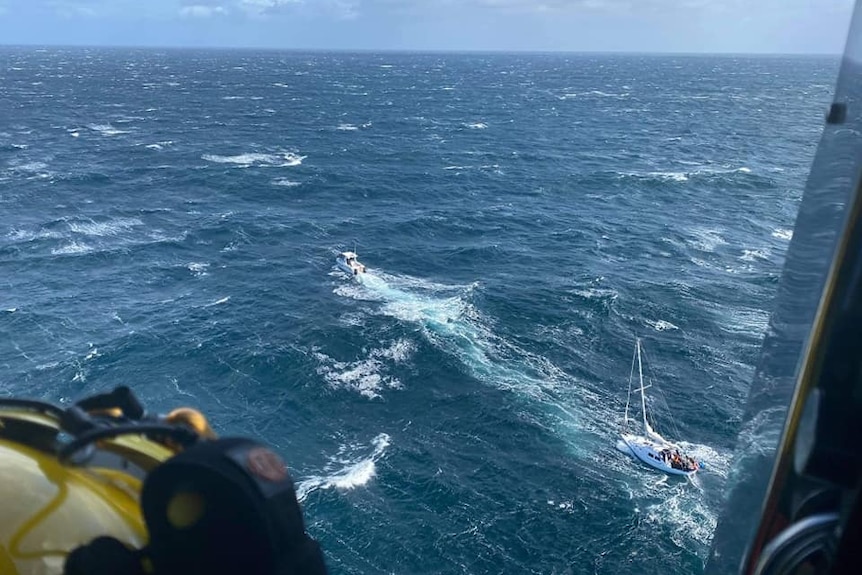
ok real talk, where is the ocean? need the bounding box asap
[0,48,838,574]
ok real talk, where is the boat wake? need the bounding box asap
[333,266,730,551]
[344,271,569,402]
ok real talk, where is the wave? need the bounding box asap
[51,241,93,255]
[559,90,630,100]
[296,433,391,501]
[67,217,143,237]
[88,124,129,136]
[337,123,359,131]
[202,151,305,167]
[618,165,752,183]
[336,271,565,402]
[740,248,770,262]
[573,287,619,302]
[9,161,52,179]
[314,339,414,399]
[686,227,727,253]
[143,140,173,151]
[187,262,209,276]
[721,307,770,337]
[464,122,488,129]
[442,164,501,173]
[646,319,678,332]
[272,178,301,187]
[771,228,793,241]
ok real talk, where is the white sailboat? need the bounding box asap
[617,338,700,477]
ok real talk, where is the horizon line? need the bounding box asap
[0,42,843,58]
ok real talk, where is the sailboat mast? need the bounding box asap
[623,344,637,431]
[637,338,648,434]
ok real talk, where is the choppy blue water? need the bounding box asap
[0,48,837,574]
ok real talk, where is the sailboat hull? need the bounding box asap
[620,434,697,477]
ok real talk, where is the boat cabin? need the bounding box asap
[337,251,366,275]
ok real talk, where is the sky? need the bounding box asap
[0,0,855,54]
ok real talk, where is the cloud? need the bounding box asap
[50,1,99,17]
[180,4,227,17]
[238,0,300,15]
[328,0,359,19]
[236,0,358,19]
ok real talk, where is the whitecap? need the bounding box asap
[7,227,64,242]
[11,161,51,178]
[202,151,305,168]
[740,248,770,262]
[772,228,793,241]
[51,241,93,255]
[646,319,679,332]
[188,262,209,276]
[588,90,629,97]
[337,123,359,131]
[651,171,688,182]
[618,170,688,182]
[374,339,415,363]
[272,178,301,187]
[313,340,413,399]
[716,306,770,337]
[687,227,727,253]
[296,433,390,501]
[68,217,143,237]
[144,141,173,151]
[573,287,619,301]
[464,122,488,129]
[315,356,393,399]
[88,124,129,136]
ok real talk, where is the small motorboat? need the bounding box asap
[336,251,367,276]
